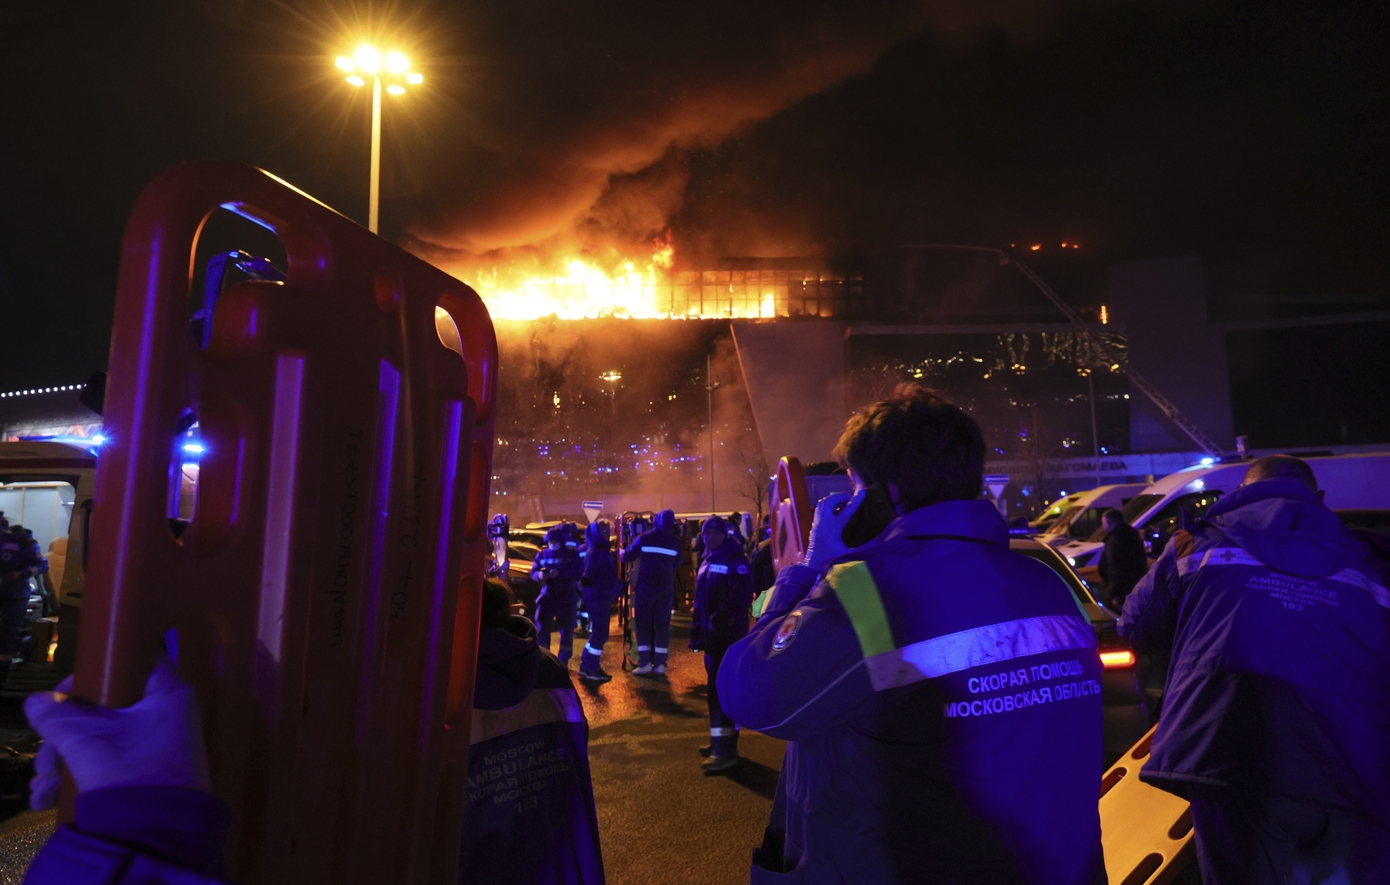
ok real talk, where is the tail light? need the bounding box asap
[1100,649,1136,669]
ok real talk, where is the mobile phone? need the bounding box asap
[840,484,897,548]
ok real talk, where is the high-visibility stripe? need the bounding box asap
[825,561,895,658]
[1328,568,1390,610]
[642,546,679,556]
[707,563,729,574]
[863,614,1095,692]
[1178,547,1262,576]
[637,645,652,651]
[470,687,584,745]
[654,647,668,653]
[1177,549,1390,611]
[710,727,737,736]
[584,643,603,655]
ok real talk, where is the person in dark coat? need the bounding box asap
[1097,508,1149,612]
[1120,455,1390,883]
[578,520,621,683]
[530,528,584,665]
[462,579,605,885]
[621,510,682,675]
[0,518,46,686]
[719,385,1105,884]
[689,517,755,772]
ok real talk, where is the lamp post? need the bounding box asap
[335,47,423,234]
[706,354,722,513]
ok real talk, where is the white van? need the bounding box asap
[0,441,98,673]
[1032,484,1149,549]
[1059,452,1390,569]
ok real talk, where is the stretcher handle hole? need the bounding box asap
[434,306,464,359]
[1099,766,1127,798]
[1119,853,1163,885]
[1168,807,1193,840]
[167,411,202,540]
[1132,732,1153,760]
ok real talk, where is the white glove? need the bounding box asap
[26,656,211,810]
[801,489,869,571]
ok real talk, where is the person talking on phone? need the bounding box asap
[718,385,1105,885]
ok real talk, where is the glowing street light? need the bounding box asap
[334,46,423,234]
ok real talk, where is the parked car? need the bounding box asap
[1010,538,1150,764]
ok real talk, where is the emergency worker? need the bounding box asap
[1119,455,1390,882]
[718,385,1105,884]
[529,528,584,665]
[690,516,754,772]
[462,579,605,884]
[0,519,46,685]
[1098,509,1148,612]
[578,520,621,683]
[621,509,682,675]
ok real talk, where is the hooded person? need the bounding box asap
[462,579,605,884]
[1120,455,1390,884]
[578,520,621,683]
[530,527,585,665]
[621,510,682,675]
[690,517,755,772]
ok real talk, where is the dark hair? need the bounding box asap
[834,384,985,512]
[1101,508,1123,525]
[480,578,515,630]
[1244,455,1317,492]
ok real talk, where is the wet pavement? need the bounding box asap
[559,612,786,885]
[0,620,777,884]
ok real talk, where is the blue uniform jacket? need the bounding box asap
[621,529,682,595]
[1119,480,1390,824]
[581,538,621,613]
[719,500,1105,885]
[690,538,753,652]
[464,616,605,884]
[530,547,584,607]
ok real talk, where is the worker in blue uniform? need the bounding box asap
[529,528,584,665]
[1120,455,1390,883]
[578,520,621,683]
[690,516,755,772]
[622,509,682,675]
[719,385,1106,884]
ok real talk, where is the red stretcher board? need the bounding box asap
[770,456,812,575]
[73,161,498,885]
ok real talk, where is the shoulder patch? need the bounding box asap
[772,610,804,651]
[737,564,748,574]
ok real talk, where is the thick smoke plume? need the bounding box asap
[402,0,1061,281]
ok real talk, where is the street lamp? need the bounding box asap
[599,371,622,414]
[335,46,424,234]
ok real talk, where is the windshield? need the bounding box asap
[1138,491,1224,556]
[1119,493,1162,524]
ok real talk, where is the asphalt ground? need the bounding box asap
[564,611,783,885]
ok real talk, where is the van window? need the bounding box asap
[1140,492,1224,556]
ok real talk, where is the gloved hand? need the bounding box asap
[26,656,211,810]
[801,488,869,571]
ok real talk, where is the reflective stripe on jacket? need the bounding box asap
[621,529,683,594]
[1120,479,1390,823]
[719,499,1105,885]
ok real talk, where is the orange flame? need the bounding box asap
[456,237,805,321]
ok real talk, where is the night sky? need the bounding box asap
[3,0,1387,391]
